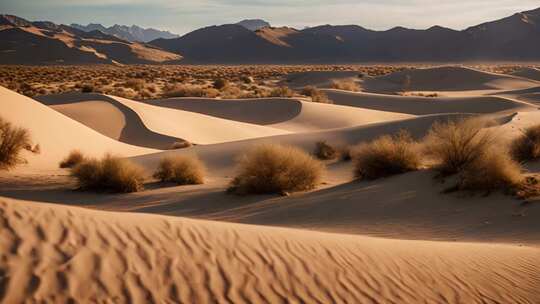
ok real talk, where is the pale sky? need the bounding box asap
[2,0,539,35]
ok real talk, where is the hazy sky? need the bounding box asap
[3,0,539,34]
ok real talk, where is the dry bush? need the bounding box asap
[228,144,324,195]
[163,84,218,98]
[457,150,523,193]
[510,124,540,162]
[301,86,331,103]
[153,155,205,185]
[331,79,359,92]
[220,86,243,99]
[314,141,337,160]
[71,154,145,193]
[59,150,85,168]
[170,141,192,150]
[353,131,420,180]
[124,78,145,91]
[269,86,294,98]
[213,78,229,89]
[424,119,495,176]
[0,116,32,170]
[81,84,94,93]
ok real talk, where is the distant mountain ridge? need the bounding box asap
[0,14,182,64]
[70,23,179,42]
[151,7,540,63]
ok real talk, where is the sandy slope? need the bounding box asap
[0,87,154,172]
[284,71,360,89]
[323,89,532,115]
[362,66,539,93]
[37,93,289,146]
[146,97,412,132]
[1,198,538,303]
[511,67,540,81]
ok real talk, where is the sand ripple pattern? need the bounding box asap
[0,199,539,303]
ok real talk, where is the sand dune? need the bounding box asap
[131,113,472,175]
[0,87,154,172]
[37,93,289,146]
[511,67,540,81]
[146,97,412,132]
[323,89,532,115]
[362,66,539,93]
[284,71,360,89]
[36,93,185,149]
[1,198,538,303]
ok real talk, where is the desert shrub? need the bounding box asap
[59,150,85,168]
[228,144,324,195]
[220,86,243,99]
[241,76,254,84]
[153,156,205,185]
[424,119,495,176]
[125,78,145,91]
[301,86,331,103]
[510,124,540,162]
[81,84,94,93]
[331,80,359,92]
[314,141,337,160]
[213,78,229,90]
[71,154,145,193]
[353,131,420,180]
[170,141,192,150]
[269,86,294,98]
[163,84,218,98]
[0,117,33,170]
[457,150,523,193]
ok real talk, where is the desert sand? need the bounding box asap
[1,66,540,303]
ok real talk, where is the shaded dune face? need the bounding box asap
[35,93,185,150]
[0,199,539,303]
[144,98,303,125]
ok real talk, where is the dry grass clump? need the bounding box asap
[269,86,294,98]
[301,86,331,103]
[213,78,229,89]
[71,154,145,193]
[59,150,85,168]
[424,119,495,176]
[457,151,523,194]
[0,116,33,170]
[510,124,540,162]
[153,155,205,185]
[314,141,337,160]
[163,84,218,98]
[331,79,359,92]
[353,131,420,180]
[228,144,324,195]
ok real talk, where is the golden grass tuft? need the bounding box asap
[314,141,337,160]
[353,130,420,180]
[153,155,205,185]
[331,79,359,92]
[0,116,33,170]
[424,118,495,176]
[59,150,85,169]
[71,154,145,193]
[510,124,540,162]
[228,144,324,195]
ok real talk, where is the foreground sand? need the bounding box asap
[2,65,540,302]
[1,198,539,303]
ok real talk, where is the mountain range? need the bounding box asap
[1,7,539,64]
[70,23,179,42]
[0,15,182,64]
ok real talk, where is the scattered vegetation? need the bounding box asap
[59,150,85,168]
[0,116,34,170]
[71,154,145,193]
[314,141,337,160]
[510,124,540,162]
[301,86,331,103]
[228,144,324,195]
[424,119,495,176]
[153,155,205,185]
[213,78,229,90]
[331,79,360,92]
[269,86,294,98]
[353,130,420,180]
